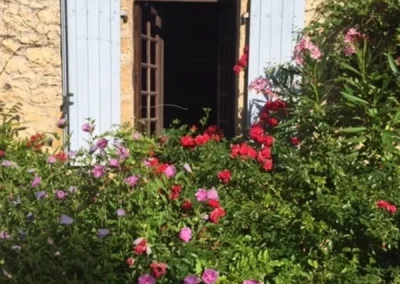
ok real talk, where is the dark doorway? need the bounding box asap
[162,3,218,129]
[134,0,238,137]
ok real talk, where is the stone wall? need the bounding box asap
[0,0,63,140]
[305,0,323,25]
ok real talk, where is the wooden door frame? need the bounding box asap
[133,0,240,135]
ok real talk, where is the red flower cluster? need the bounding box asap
[376,200,397,214]
[217,169,232,184]
[259,99,288,128]
[150,262,168,278]
[234,46,249,73]
[180,126,222,148]
[54,151,68,162]
[169,185,182,200]
[231,143,257,159]
[133,239,148,255]
[291,136,301,146]
[26,133,45,150]
[249,124,274,146]
[210,207,226,224]
[0,150,5,158]
[181,199,193,212]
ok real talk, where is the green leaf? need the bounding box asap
[337,127,367,133]
[340,61,361,75]
[341,90,369,106]
[388,54,400,76]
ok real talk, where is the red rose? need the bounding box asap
[150,262,168,278]
[54,151,68,162]
[208,200,221,208]
[194,134,210,146]
[181,199,193,212]
[266,117,279,128]
[376,200,397,214]
[238,54,248,67]
[257,147,272,163]
[262,159,273,171]
[210,207,226,224]
[291,137,301,146]
[217,169,232,184]
[133,239,148,255]
[180,136,195,148]
[126,257,135,267]
[0,150,5,158]
[233,64,242,73]
[169,185,182,200]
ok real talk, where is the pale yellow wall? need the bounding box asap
[0,0,63,141]
[305,0,322,25]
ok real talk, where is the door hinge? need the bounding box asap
[60,93,73,115]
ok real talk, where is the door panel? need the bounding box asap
[134,3,163,135]
[217,0,237,137]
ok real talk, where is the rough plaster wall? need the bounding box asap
[0,0,63,141]
[120,0,134,125]
[305,0,322,25]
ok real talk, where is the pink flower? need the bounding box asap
[56,118,67,129]
[248,76,274,97]
[344,28,362,43]
[117,146,130,160]
[184,275,201,284]
[309,45,322,60]
[31,175,41,188]
[132,132,143,140]
[124,175,139,187]
[376,200,397,214]
[179,227,192,243]
[293,36,322,64]
[243,280,260,284]
[109,159,119,168]
[82,123,94,133]
[55,190,67,200]
[343,45,356,56]
[96,138,108,149]
[163,165,176,178]
[202,269,219,284]
[207,188,219,200]
[138,274,156,284]
[47,155,57,164]
[92,165,106,178]
[195,189,208,202]
[183,163,192,173]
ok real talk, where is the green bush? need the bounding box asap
[2,0,400,283]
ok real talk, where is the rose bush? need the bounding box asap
[2,0,400,283]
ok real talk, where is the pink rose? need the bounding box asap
[195,189,208,202]
[179,227,192,243]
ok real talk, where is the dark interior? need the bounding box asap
[159,3,219,128]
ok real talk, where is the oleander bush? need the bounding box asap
[2,0,400,283]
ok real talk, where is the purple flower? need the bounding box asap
[202,269,219,284]
[195,189,208,202]
[68,150,77,157]
[132,132,142,140]
[184,275,201,284]
[116,208,126,217]
[68,186,78,194]
[96,138,108,149]
[47,155,57,164]
[1,160,17,168]
[59,214,73,225]
[56,118,67,129]
[97,228,110,239]
[183,163,192,173]
[35,191,47,200]
[117,146,130,160]
[31,175,41,188]
[243,280,260,284]
[113,139,123,148]
[164,165,176,178]
[179,227,192,243]
[55,190,67,200]
[109,159,119,168]
[0,231,11,240]
[207,188,219,201]
[89,145,98,154]
[92,165,106,178]
[124,175,139,187]
[82,123,94,133]
[138,274,156,284]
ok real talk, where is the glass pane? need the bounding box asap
[141,39,147,63]
[150,95,157,119]
[140,95,147,119]
[141,67,148,91]
[150,42,156,65]
[151,121,157,135]
[150,68,157,92]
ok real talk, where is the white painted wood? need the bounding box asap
[247,0,304,124]
[64,0,121,151]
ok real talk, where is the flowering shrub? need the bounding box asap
[2,1,400,283]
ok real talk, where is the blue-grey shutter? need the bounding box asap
[247,0,304,124]
[64,0,121,151]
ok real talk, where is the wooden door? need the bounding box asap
[134,3,163,136]
[217,0,238,137]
